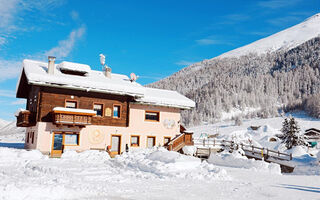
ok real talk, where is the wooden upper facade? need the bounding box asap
[18,85,132,127]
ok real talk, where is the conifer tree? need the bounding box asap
[281,117,308,149]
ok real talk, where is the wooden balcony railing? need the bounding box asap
[52,107,96,127]
[166,131,194,152]
[16,110,36,127]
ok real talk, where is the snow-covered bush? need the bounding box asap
[234,115,243,126]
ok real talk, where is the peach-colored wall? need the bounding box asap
[27,103,181,154]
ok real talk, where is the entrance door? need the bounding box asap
[51,133,63,157]
[110,135,121,157]
[147,136,156,148]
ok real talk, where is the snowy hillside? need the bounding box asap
[149,13,320,126]
[0,119,25,142]
[218,13,320,58]
[0,119,9,129]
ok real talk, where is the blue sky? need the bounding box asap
[0,0,319,121]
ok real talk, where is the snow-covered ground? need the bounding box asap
[0,147,319,200]
[190,112,320,176]
[0,113,319,200]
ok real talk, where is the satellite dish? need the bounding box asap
[130,73,138,82]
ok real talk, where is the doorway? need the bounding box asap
[147,136,156,148]
[51,133,63,157]
[110,135,121,157]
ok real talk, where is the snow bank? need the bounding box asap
[285,146,308,157]
[114,148,230,180]
[0,148,46,161]
[208,151,281,174]
[182,145,197,155]
[61,150,110,163]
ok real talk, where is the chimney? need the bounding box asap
[48,56,56,75]
[105,65,111,78]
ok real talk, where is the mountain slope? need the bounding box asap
[0,119,25,142]
[219,13,320,58]
[148,14,320,126]
[0,119,9,129]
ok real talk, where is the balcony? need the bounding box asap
[16,110,36,127]
[52,107,96,127]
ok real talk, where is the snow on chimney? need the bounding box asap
[48,56,56,75]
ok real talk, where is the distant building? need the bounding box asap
[304,128,320,144]
[16,56,195,157]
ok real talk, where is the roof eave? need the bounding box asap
[29,81,144,98]
[132,101,195,110]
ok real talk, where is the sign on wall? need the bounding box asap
[105,108,112,117]
[88,129,104,144]
[163,119,175,129]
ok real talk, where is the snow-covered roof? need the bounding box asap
[135,87,195,109]
[20,59,145,97]
[17,59,195,109]
[57,61,91,74]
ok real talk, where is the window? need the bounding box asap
[31,132,34,144]
[131,135,140,147]
[27,132,30,143]
[113,105,121,118]
[65,101,77,108]
[64,134,79,145]
[164,137,171,145]
[147,136,156,148]
[93,103,103,117]
[145,111,160,122]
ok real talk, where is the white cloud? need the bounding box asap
[0,36,6,46]
[11,99,26,105]
[0,0,66,47]
[70,10,80,21]
[0,89,16,98]
[45,25,86,58]
[0,0,19,29]
[258,0,301,9]
[267,16,301,26]
[195,39,218,45]
[195,37,234,46]
[175,60,195,66]
[0,25,87,82]
[0,59,21,82]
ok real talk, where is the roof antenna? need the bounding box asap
[99,54,105,70]
[100,54,111,78]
